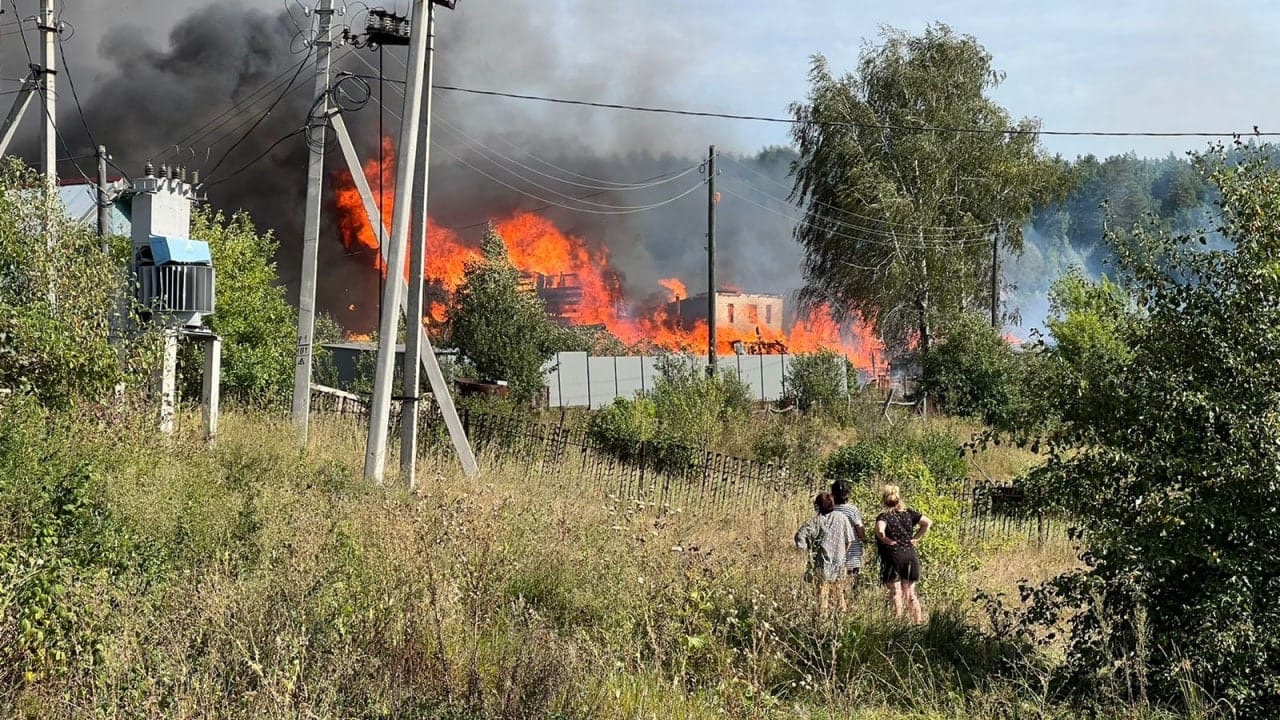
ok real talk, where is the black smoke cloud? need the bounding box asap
[13,0,804,331]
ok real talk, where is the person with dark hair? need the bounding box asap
[874,484,933,624]
[794,491,856,614]
[829,479,867,590]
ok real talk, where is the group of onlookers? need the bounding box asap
[794,480,932,623]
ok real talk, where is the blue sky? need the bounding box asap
[633,0,1280,159]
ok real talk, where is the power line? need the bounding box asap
[359,86,705,215]
[371,51,713,191]
[203,128,306,188]
[717,182,995,249]
[717,154,1002,233]
[56,32,98,150]
[430,83,1280,139]
[202,45,314,183]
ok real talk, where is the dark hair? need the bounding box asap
[830,479,850,504]
[813,491,836,515]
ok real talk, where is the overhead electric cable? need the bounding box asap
[429,84,1280,139]
[371,51,713,191]
[717,154,1003,233]
[717,183,995,249]
[202,45,314,182]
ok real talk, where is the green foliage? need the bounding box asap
[0,398,133,687]
[1020,142,1280,716]
[782,350,851,419]
[585,396,657,450]
[922,312,1024,428]
[182,208,297,407]
[0,162,146,408]
[1018,271,1135,438]
[448,225,564,404]
[823,429,966,489]
[647,354,752,447]
[789,24,1070,352]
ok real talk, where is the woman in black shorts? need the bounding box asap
[874,484,932,624]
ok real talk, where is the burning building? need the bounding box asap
[668,290,787,354]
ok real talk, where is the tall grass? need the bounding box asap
[0,406,1205,719]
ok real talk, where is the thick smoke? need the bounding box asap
[10,1,805,332]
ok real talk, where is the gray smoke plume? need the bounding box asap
[9,0,805,332]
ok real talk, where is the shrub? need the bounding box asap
[0,162,147,408]
[782,350,851,418]
[586,396,657,459]
[178,208,299,407]
[647,354,752,447]
[448,226,564,404]
[921,311,1024,428]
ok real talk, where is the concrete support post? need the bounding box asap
[333,115,477,479]
[159,328,179,436]
[400,2,437,489]
[202,336,222,444]
[39,0,56,184]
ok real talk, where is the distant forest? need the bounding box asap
[737,145,1224,330]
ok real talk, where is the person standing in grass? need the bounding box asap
[829,479,867,591]
[795,491,856,614]
[874,484,932,624]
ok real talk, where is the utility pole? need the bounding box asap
[365,0,431,484]
[705,144,717,377]
[96,145,109,248]
[290,0,336,442]
[399,2,436,488]
[990,223,1001,329]
[38,0,56,184]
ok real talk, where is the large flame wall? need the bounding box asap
[334,138,884,371]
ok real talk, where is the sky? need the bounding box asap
[25,0,1280,162]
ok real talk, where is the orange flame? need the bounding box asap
[659,278,687,302]
[334,135,886,370]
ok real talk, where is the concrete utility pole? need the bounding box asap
[705,144,717,377]
[96,145,109,247]
[290,0,336,442]
[38,0,56,183]
[365,0,432,484]
[399,2,437,488]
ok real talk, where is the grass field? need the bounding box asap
[1,407,1195,719]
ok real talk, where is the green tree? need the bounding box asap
[181,209,296,407]
[448,225,562,404]
[1022,143,1280,716]
[788,24,1070,353]
[0,161,147,408]
[920,312,1022,428]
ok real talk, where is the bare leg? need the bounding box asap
[885,581,905,618]
[904,581,924,624]
[817,581,829,615]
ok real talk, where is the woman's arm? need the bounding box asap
[910,515,933,546]
[874,519,891,545]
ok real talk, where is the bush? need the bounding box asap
[782,350,851,419]
[586,396,657,459]
[921,312,1024,428]
[647,354,752,447]
[0,162,148,408]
